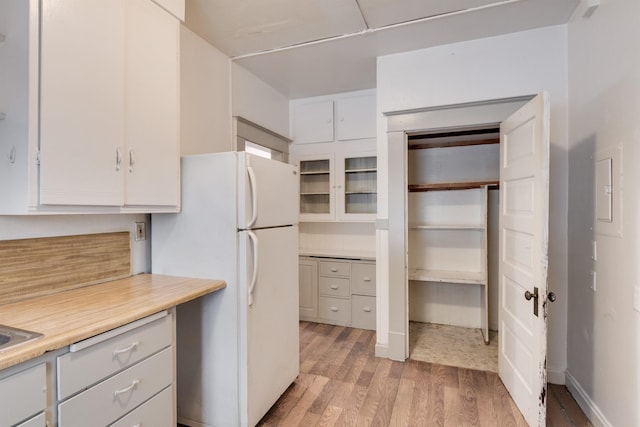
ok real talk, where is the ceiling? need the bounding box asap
[184,0,580,99]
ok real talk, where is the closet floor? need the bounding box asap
[409,321,498,372]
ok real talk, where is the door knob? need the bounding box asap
[524,289,536,301]
[548,292,556,302]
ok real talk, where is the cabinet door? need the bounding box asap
[299,258,318,319]
[292,100,334,144]
[124,0,180,207]
[295,154,335,221]
[39,0,126,206]
[0,363,46,426]
[336,94,376,141]
[336,152,377,221]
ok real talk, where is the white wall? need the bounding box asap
[0,215,150,274]
[180,26,232,154]
[376,25,569,381]
[232,63,290,139]
[566,0,640,425]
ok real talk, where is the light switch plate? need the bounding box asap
[135,222,146,241]
[634,286,640,313]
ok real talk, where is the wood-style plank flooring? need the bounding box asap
[257,321,592,427]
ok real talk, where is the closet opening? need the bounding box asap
[406,126,501,372]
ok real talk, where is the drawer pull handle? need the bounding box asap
[330,268,338,272]
[331,306,339,312]
[330,285,339,290]
[363,277,371,282]
[113,341,139,357]
[113,379,139,399]
[363,307,372,312]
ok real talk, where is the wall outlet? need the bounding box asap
[634,286,640,313]
[134,222,146,241]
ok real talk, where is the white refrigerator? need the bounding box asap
[151,152,300,427]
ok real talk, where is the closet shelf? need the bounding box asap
[408,181,498,192]
[409,223,485,230]
[408,268,486,285]
[301,192,330,196]
[345,168,377,173]
[300,170,330,175]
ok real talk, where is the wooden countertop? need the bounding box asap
[0,274,226,370]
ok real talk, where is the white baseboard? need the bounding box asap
[375,342,388,358]
[547,368,565,385]
[565,370,612,427]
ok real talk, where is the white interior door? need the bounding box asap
[498,92,550,426]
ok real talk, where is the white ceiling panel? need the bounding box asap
[358,0,503,28]
[234,0,580,99]
[184,0,579,98]
[185,0,366,57]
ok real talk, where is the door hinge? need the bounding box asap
[36,148,41,165]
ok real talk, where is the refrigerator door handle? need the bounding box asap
[247,230,259,306]
[247,166,258,228]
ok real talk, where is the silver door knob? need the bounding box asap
[548,292,556,302]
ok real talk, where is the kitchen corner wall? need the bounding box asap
[231,63,290,139]
[179,25,290,154]
[567,0,640,425]
[180,26,232,154]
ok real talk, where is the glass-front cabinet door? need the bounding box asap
[339,154,377,221]
[294,152,377,222]
[298,156,335,221]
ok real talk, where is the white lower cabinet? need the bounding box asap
[300,257,376,330]
[110,386,174,427]
[0,363,47,427]
[56,311,175,427]
[299,257,319,319]
[58,349,172,427]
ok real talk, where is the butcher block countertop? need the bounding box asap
[0,274,226,371]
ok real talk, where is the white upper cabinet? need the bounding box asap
[291,92,376,144]
[292,100,334,144]
[335,94,376,141]
[124,0,180,208]
[39,0,126,206]
[293,151,376,222]
[0,0,181,213]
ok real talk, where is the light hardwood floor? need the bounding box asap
[256,321,592,426]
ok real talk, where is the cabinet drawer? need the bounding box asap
[319,297,350,324]
[352,262,376,295]
[351,295,376,330]
[58,347,173,427]
[16,412,46,427]
[111,385,174,427]
[0,363,46,427]
[58,313,171,400]
[319,260,350,277]
[319,276,350,297]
